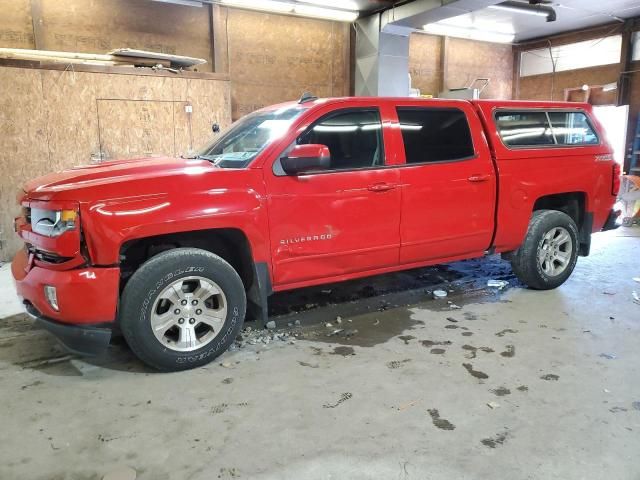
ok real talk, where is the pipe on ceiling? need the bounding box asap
[498,0,556,22]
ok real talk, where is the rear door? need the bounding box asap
[391,101,496,264]
[264,103,402,288]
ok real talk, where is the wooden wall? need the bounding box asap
[0,0,351,119]
[223,8,350,120]
[518,64,621,101]
[0,0,213,69]
[409,32,513,99]
[0,65,231,260]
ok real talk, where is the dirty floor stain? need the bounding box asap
[427,409,456,431]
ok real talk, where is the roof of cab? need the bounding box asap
[259,96,592,113]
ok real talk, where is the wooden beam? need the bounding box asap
[512,48,521,100]
[212,4,229,75]
[439,35,449,93]
[29,0,44,50]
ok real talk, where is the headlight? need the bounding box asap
[31,208,78,237]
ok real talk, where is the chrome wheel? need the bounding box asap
[150,276,227,352]
[537,226,573,277]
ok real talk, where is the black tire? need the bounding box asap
[119,248,246,371]
[510,210,579,290]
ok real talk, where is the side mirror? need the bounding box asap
[281,144,330,175]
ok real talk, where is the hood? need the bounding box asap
[24,156,217,201]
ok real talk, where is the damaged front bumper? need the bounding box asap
[23,302,112,356]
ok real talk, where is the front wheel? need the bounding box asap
[119,248,246,371]
[510,210,579,290]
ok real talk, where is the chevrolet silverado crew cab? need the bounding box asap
[11,96,621,371]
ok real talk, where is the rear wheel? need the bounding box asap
[510,210,579,290]
[119,248,246,371]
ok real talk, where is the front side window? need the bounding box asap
[295,109,384,171]
[396,107,474,164]
[192,106,307,168]
[496,110,598,148]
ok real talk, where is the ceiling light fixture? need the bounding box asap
[294,4,359,21]
[423,23,514,44]
[220,0,294,14]
[489,4,548,17]
[296,0,359,11]
[219,0,358,21]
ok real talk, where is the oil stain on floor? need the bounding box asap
[427,409,456,431]
[462,363,489,380]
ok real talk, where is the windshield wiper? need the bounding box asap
[181,154,218,162]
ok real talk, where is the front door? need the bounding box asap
[265,106,401,288]
[392,103,496,264]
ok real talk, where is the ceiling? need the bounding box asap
[371,0,640,42]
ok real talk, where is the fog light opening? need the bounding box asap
[44,285,59,311]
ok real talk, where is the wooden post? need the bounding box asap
[439,35,448,94]
[30,0,44,50]
[512,48,521,100]
[211,4,229,75]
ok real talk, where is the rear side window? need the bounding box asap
[495,112,555,146]
[396,107,474,164]
[548,112,599,145]
[496,110,598,147]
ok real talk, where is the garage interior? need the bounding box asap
[1,0,639,479]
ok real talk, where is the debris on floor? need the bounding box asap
[487,279,509,289]
[433,289,448,299]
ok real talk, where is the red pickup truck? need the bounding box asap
[11,96,620,371]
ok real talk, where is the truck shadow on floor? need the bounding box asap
[0,255,517,375]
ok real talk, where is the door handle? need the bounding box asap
[368,182,397,192]
[468,174,491,183]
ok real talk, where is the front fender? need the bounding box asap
[81,179,269,265]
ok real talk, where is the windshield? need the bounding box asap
[192,106,307,168]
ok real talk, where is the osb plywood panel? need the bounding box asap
[41,70,100,168]
[226,8,348,120]
[0,65,231,261]
[0,0,35,49]
[97,100,178,159]
[37,0,213,71]
[447,38,513,100]
[95,73,176,102]
[518,64,620,101]
[408,33,442,96]
[0,67,48,259]
[186,78,232,151]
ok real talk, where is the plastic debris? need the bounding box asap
[266,320,276,330]
[487,402,500,409]
[433,289,448,299]
[599,353,617,360]
[487,279,509,289]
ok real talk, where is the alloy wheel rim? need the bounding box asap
[150,276,227,352]
[537,226,573,277]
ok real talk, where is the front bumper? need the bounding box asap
[11,248,120,325]
[602,209,622,231]
[23,302,112,356]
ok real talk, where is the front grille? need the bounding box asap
[23,206,31,224]
[26,244,72,264]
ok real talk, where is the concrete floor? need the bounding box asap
[0,228,639,480]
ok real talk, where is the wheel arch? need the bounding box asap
[531,191,591,256]
[118,228,271,324]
